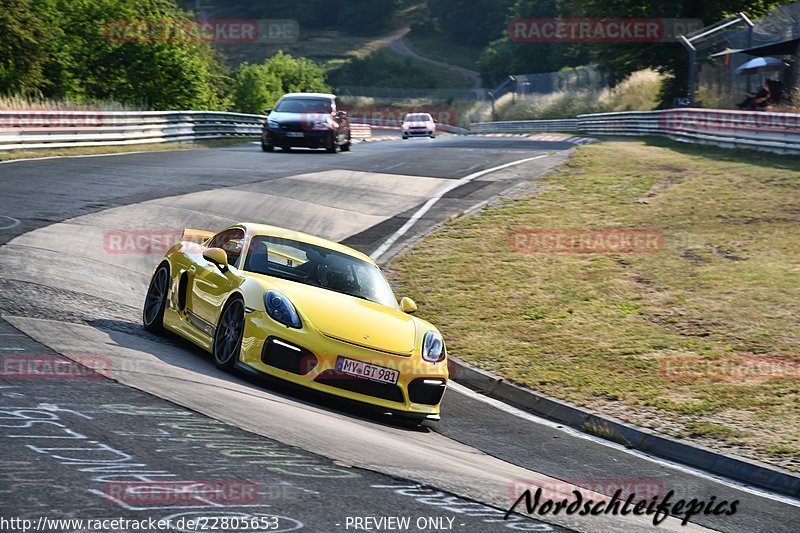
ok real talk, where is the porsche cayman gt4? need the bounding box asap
[143,223,448,420]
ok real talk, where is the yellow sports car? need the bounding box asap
[143,223,448,421]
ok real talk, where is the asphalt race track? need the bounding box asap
[1,135,798,532]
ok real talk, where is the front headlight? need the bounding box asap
[264,290,302,329]
[422,331,445,363]
[268,119,280,129]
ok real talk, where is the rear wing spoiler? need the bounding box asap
[181,228,215,244]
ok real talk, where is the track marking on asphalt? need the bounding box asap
[370,154,548,262]
[0,216,21,230]
[448,382,800,507]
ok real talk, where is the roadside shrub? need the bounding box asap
[497,69,666,120]
[231,52,330,114]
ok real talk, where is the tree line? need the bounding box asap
[0,0,329,112]
[427,0,792,103]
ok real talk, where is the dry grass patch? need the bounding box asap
[0,139,250,162]
[387,138,800,470]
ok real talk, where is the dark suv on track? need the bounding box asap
[261,93,351,153]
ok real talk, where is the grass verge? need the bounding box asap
[0,139,252,162]
[405,28,484,72]
[387,138,800,470]
[326,48,473,89]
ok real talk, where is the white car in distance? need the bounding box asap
[401,113,436,139]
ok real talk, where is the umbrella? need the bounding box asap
[736,56,790,75]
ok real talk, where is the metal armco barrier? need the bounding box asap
[471,119,578,133]
[0,110,266,151]
[471,108,800,155]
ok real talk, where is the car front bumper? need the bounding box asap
[240,310,448,417]
[403,128,435,137]
[263,128,332,148]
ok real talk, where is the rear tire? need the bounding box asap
[213,298,245,371]
[143,264,170,333]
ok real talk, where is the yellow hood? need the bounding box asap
[253,275,417,356]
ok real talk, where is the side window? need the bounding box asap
[208,229,245,267]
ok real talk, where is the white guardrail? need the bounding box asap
[471,119,578,133]
[471,108,800,155]
[0,109,376,151]
[0,110,266,151]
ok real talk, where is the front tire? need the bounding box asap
[325,134,338,153]
[261,142,274,152]
[143,264,170,333]
[213,298,245,371]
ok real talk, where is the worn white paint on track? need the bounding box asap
[369,155,549,262]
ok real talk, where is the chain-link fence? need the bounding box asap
[488,66,607,102]
[695,2,800,109]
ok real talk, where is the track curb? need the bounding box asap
[448,357,800,499]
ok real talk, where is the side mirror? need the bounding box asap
[203,247,229,272]
[336,110,348,118]
[400,297,417,314]
[264,108,272,115]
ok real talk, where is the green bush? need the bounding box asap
[232,52,330,114]
[1,0,230,110]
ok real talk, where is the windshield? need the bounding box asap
[273,98,332,114]
[244,236,397,308]
[405,114,431,122]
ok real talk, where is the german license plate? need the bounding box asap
[336,356,399,385]
[286,132,304,138]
